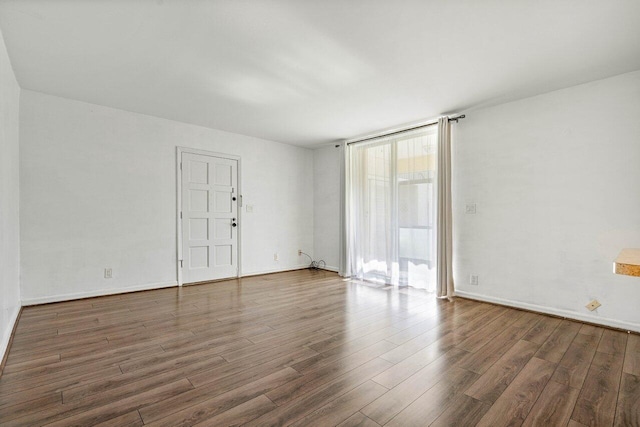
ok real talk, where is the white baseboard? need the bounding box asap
[241,265,311,278]
[1,305,21,368]
[242,265,339,278]
[21,281,178,306]
[455,290,640,333]
[21,266,325,305]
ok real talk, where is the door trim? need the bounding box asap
[176,146,242,286]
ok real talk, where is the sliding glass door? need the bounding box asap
[348,126,437,290]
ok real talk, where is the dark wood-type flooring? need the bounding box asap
[1,270,638,426]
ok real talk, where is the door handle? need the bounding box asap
[232,218,237,227]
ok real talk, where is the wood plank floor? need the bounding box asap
[0,270,636,426]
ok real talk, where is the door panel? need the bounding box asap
[181,152,238,283]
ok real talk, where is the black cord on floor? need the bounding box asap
[300,252,326,270]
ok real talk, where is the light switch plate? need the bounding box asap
[465,204,476,214]
[585,300,601,311]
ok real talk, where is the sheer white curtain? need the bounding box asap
[344,127,438,290]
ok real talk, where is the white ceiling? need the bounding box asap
[1,1,639,147]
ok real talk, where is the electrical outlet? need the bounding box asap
[586,300,601,311]
[274,253,279,261]
[104,268,112,279]
[246,205,254,213]
[470,275,479,285]
[298,250,302,256]
[465,204,477,214]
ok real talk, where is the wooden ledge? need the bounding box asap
[614,248,640,277]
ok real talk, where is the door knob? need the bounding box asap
[232,218,237,227]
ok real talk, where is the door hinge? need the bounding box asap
[180,212,182,219]
[180,260,183,268]
[180,162,183,170]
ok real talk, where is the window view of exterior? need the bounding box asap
[351,127,437,291]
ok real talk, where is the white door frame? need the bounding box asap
[176,146,242,286]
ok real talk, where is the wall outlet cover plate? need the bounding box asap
[585,300,601,311]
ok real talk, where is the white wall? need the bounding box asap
[19,90,314,304]
[0,27,21,362]
[453,70,640,331]
[312,145,341,271]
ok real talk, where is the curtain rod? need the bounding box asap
[345,114,466,146]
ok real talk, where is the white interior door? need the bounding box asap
[181,152,238,283]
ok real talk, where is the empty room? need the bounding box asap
[1,1,639,426]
